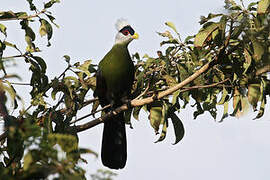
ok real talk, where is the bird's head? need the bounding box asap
[114,18,139,45]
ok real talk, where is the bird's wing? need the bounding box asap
[94,69,109,107]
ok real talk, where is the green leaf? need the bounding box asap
[2,81,16,104]
[149,102,163,133]
[44,0,60,9]
[132,106,141,120]
[165,21,179,35]
[25,26,36,41]
[0,23,7,37]
[248,83,261,108]
[257,0,270,14]
[77,148,98,157]
[76,60,92,77]
[248,2,258,11]
[15,12,28,18]
[217,87,229,105]
[199,13,223,24]
[4,41,18,49]
[45,14,59,28]
[231,88,241,117]
[91,100,99,115]
[169,112,184,145]
[164,74,177,87]
[172,90,180,105]
[32,56,47,73]
[63,55,71,63]
[124,109,132,126]
[219,101,229,122]
[194,22,220,47]
[184,35,195,43]
[0,11,16,20]
[48,133,78,153]
[155,119,167,143]
[243,48,252,74]
[156,31,173,40]
[26,0,37,11]
[64,76,80,87]
[254,98,265,119]
[31,93,46,107]
[39,19,53,46]
[23,152,33,171]
[251,38,264,61]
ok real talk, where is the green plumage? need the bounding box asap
[98,44,134,97]
[94,43,135,169]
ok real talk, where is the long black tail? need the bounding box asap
[101,112,127,169]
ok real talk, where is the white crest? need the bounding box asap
[115,18,130,31]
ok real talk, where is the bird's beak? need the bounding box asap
[132,32,139,39]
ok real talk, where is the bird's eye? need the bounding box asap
[122,30,129,36]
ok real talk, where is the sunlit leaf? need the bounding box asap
[63,55,71,63]
[165,21,179,35]
[149,102,163,134]
[0,23,7,37]
[48,133,78,153]
[76,60,92,77]
[199,13,223,24]
[248,83,260,108]
[251,38,264,61]
[132,106,141,120]
[23,152,33,171]
[217,87,229,105]
[44,0,60,9]
[194,22,220,47]
[219,101,229,122]
[257,0,270,14]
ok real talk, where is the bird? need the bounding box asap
[94,19,138,169]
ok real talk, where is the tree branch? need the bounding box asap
[256,65,270,76]
[71,60,215,133]
[0,9,46,21]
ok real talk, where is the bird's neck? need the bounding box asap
[112,42,129,50]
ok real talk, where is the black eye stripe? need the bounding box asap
[119,25,135,35]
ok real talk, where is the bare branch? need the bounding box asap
[70,104,111,124]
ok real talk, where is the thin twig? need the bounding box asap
[0,9,46,21]
[70,104,111,124]
[57,65,71,79]
[82,98,99,106]
[2,81,30,86]
[1,54,25,60]
[180,78,230,92]
[135,82,150,100]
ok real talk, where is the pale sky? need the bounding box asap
[1,0,270,180]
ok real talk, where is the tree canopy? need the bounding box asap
[0,0,269,179]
